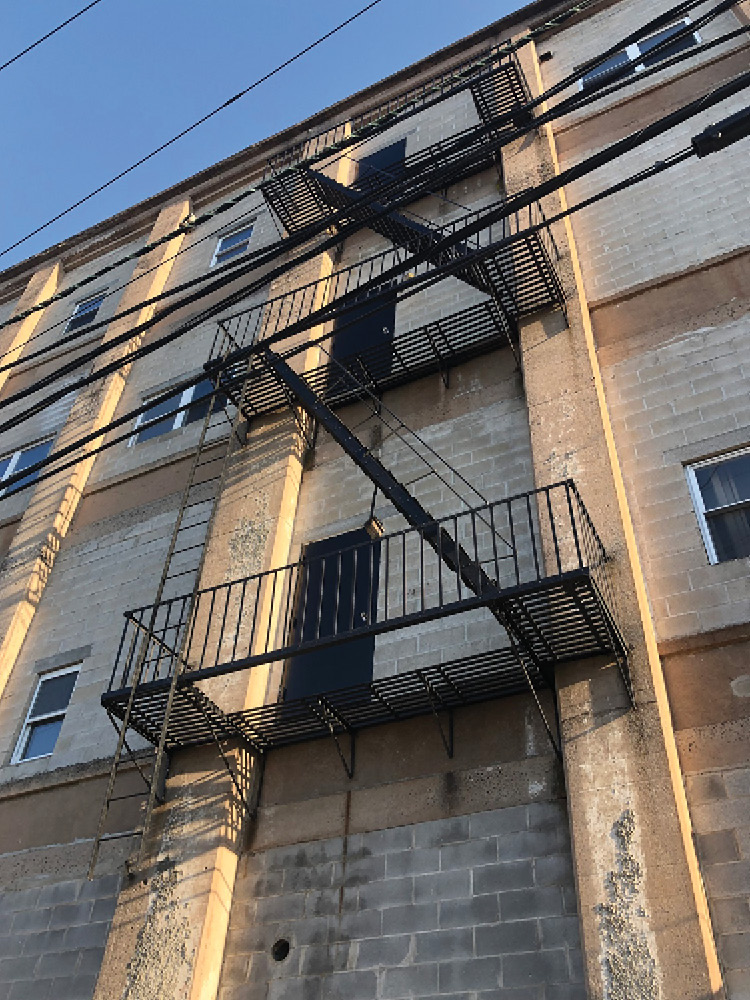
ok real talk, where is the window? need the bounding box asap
[12,667,79,763]
[579,20,699,91]
[65,293,105,332]
[0,439,54,496]
[687,448,750,563]
[211,224,255,267]
[282,528,381,701]
[132,378,226,444]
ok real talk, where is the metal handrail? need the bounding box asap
[265,48,525,177]
[109,481,611,694]
[208,197,558,361]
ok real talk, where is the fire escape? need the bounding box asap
[90,45,630,872]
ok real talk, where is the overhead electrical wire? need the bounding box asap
[3,56,750,449]
[4,2,742,385]
[0,0,726,337]
[0,0,386,261]
[0,0,106,75]
[3,93,748,499]
[0,0,748,488]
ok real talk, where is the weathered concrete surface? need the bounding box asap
[507,39,725,1000]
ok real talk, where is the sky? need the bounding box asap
[0,0,520,271]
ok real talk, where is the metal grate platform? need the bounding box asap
[220,300,513,420]
[265,50,531,178]
[102,572,623,759]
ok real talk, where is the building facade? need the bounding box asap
[0,1,749,998]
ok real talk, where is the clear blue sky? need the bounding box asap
[0,1,520,271]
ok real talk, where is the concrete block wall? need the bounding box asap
[0,874,121,1000]
[542,0,749,303]
[0,491,181,778]
[686,765,750,998]
[601,310,750,643]
[218,801,584,1000]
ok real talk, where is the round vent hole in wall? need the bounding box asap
[272,939,291,962]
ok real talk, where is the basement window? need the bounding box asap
[579,20,699,91]
[0,438,54,496]
[65,293,106,332]
[211,224,255,267]
[132,379,226,444]
[12,667,79,763]
[686,447,750,563]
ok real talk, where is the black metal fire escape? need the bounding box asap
[89,44,629,874]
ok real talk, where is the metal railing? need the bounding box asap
[265,48,524,177]
[209,198,561,364]
[109,481,611,695]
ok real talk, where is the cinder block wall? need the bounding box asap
[220,802,584,1000]
[0,875,121,1000]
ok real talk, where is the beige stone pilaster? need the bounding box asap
[0,261,63,398]
[507,41,724,1000]
[94,233,340,1000]
[0,199,190,702]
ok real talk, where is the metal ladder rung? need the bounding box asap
[98,829,144,843]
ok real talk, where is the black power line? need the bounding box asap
[4,61,750,446]
[5,3,742,387]
[0,0,106,75]
[0,0,386,261]
[3,89,749,498]
[0,0,730,352]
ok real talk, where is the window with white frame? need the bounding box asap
[65,293,106,332]
[12,666,79,763]
[0,438,54,495]
[686,447,750,563]
[131,378,226,444]
[579,20,699,91]
[211,224,255,267]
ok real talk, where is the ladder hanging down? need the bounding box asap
[87,330,251,878]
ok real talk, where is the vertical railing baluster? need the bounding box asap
[565,481,583,570]
[264,570,279,654]
[232,579,248,661]
[545,487,562,576]
[526,493,540,581]
[453,516,462,600]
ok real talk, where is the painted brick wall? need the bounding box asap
[0,873,120,1000]
[218,801,584,1000]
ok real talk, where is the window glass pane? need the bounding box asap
[135,395,180,442]
[695,454,750,511]
[184,379,226,425]
[215,227,253,263]
[21,717,64,760]
[5,440,53,493]
[580,51,635,90]
[218,227,253,251]
[0,456,12,480]
[67,295,104,331]
[707,507,750,563]
[639,25,696,67]
[30,671,77,717]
